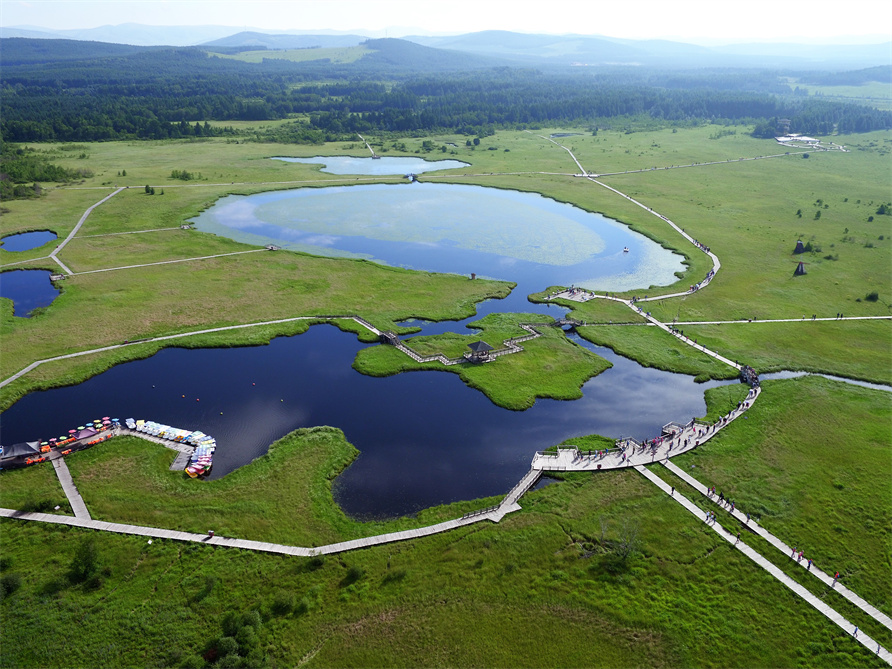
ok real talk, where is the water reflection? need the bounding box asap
[0,269,60,317]
[272,155,469,175]
[0,325,737,518]
[1,230,57,252]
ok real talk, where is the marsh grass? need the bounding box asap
[577,322,740,380]
[2,448,885,668]
[0,460,71,514]
[673,377,892,613]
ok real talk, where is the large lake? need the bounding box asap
[0,325,738,518]
[192,182,685,294]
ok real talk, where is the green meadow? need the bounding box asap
[1,377,888,667]
[1,123,890,667]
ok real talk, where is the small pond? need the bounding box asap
[192,182,685,295]
[1,230,57,252]
[0,324,740,518]
[272,156,469,175]
[0,269,60,317]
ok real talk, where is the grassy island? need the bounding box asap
[353,312,612,409]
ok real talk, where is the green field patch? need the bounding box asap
[0,460,71,515]
[576,322,740,381]
[681,320,892,385]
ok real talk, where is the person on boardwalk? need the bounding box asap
[735,531,740,545]
[853,626,858,638]
[833,571,840,586]
[670,486,674,495]
[807,558,812,571]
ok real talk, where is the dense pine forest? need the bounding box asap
[1,37,891,143]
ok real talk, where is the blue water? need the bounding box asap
[192,182,685,295]
[0,270,60,317]
[1,230,57,252]
[271,155,469,175]
[0,324,740,518]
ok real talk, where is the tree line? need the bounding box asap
[2,39,890,143]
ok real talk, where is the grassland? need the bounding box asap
[353,312,612,409]
[210,45,371,64]
[1,376,888,668]
[576,322,740,381]
[1,123,890,667]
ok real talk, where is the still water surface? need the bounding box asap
[0,269,60,317]
[272,156,469,175]
[1,230,57,252]
[0,325,738,518]
[192,182,685,294]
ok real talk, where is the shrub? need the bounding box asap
[68,538,98,583]
[270,593,294,616]
[0,573,22,598]
[865,292,879,302]
[216,636,239,657]
[382,569,407,584]
[294,596,311,616]
[341,565,364,587]
[179,655,204,669]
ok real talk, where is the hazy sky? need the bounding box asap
[3,0,891,43]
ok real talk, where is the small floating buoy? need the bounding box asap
[182,395,185,398]
[196,398,200,401]
[252,383,255,386]
[281,399,283,402]
[220,412,223,415]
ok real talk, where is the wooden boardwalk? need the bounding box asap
[635,465,891,665]
[533,387,758,473]
[0,467,536,557]
[661,459,892,634]
[48,452,91,520]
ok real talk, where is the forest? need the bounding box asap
[1,37,891,143]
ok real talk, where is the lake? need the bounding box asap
[192,182,685,295]
[0,324,739,518]
[0,269,60,317]
[1,230,57,252]
[272,155,469,175]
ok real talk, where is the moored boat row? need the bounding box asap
[124,419,216,477]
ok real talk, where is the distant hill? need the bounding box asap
[0,38,158,66]
[202,32,365,50]
[359,38,504,72]
[405,31,892,70]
